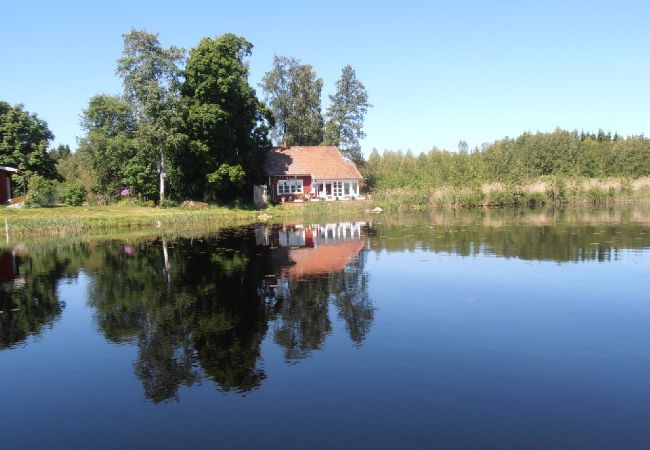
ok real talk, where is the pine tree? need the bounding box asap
[323,65,371,166]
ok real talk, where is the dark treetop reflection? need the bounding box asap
[2,208,650,449]
[1,207,649,401]
[87,222,372,401]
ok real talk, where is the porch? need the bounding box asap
[312,180,361,201]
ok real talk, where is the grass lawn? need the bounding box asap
[0,201,374,238]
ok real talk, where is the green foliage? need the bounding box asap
[180,34,272,201]
[365,129,650,191]
[545,177,567,202]
[206,163,246,196]
[78,95,140,198]
[25,174,55,207]
[158,198,179,208]
[59,182,87,206]
[323,65,371,166]
[49,144,71,162]
[116,29,186,202]
[261,55,323,146]
[0,101,58,190]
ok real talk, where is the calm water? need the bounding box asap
[2,207,650,449]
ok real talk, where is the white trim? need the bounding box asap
[277,179,303,195]
[314,179,360,200]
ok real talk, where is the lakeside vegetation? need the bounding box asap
[0,202,373,238]
[364,129,650,210]
[1,29,370,208]
[2,31,650,234]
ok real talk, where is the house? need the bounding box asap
[257,222,367,279]
[0,166,19,204]
[264,146,362,202]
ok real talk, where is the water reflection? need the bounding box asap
[369,206,650,262]
[0,244,85,349]
[86,222,372,401]
[265,223,372,361]
[2,207,650,402]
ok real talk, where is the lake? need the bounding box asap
[2,206,650,449]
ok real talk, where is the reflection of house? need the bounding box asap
[260,222,366,278]
[285,240,365,278]
[265,146,363,203]
[0,251,17,284]
[0,166,19,204]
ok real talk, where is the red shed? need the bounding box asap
[0,166,18,204]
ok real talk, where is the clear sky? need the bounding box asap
[2,0,649,155]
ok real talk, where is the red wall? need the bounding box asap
[271,175,312,201]
[0,171,9,203]
[0,252,15,284]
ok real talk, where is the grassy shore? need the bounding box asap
[3,176,650,237]
[370,176,650,211]
[0,201,373,238]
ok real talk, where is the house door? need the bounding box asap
[333,181,343,198]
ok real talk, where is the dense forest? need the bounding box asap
[365,129,650,190]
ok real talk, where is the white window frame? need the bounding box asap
[277,179,303,195]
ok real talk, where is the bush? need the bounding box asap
[158,198,179,208]
[117,197,156,207]
[587,187,607,205]
[25,175,55,207]
[546,177,567,203]
[524,191,546,208]
[59,182,87,206]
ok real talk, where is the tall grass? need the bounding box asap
[368,177,650,211]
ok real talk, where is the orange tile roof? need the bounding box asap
[283,239,366,278]
[265,146,362,180]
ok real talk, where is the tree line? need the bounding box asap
[365,129,650,190]
[0,30,370,206]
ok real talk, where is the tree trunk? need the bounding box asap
[159,152,165,203]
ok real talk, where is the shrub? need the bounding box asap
[524,191,546,208]
[158,198,179,208]
[25,175,55,207]
[587,187,607,205]
[59,182,87,206]
[546,177,567,203]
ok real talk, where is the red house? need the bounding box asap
[0,166,18,204]
[265,146,363,203]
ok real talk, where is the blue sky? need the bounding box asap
[2,0,649,155]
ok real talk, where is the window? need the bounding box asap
[277,179,303,195]
[333,181,343,197]
[344,182,350,196]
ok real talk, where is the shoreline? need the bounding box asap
[2,180,650,238]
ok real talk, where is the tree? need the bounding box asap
[323,65,371,166]
[78,94,139,198]
[457,140,469,154]
[116,29,186,201]
[0,101,58,190]
[260,55,323,146]
[49,144,71,162]
[181,33,273,201]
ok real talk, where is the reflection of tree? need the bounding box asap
[0,243,88,349]
[273,275,332,362]
[367,207,650,262]
[272,248,374,361]
[1,224,376,400]
[332,249,374,345]
[88,230,274,402]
